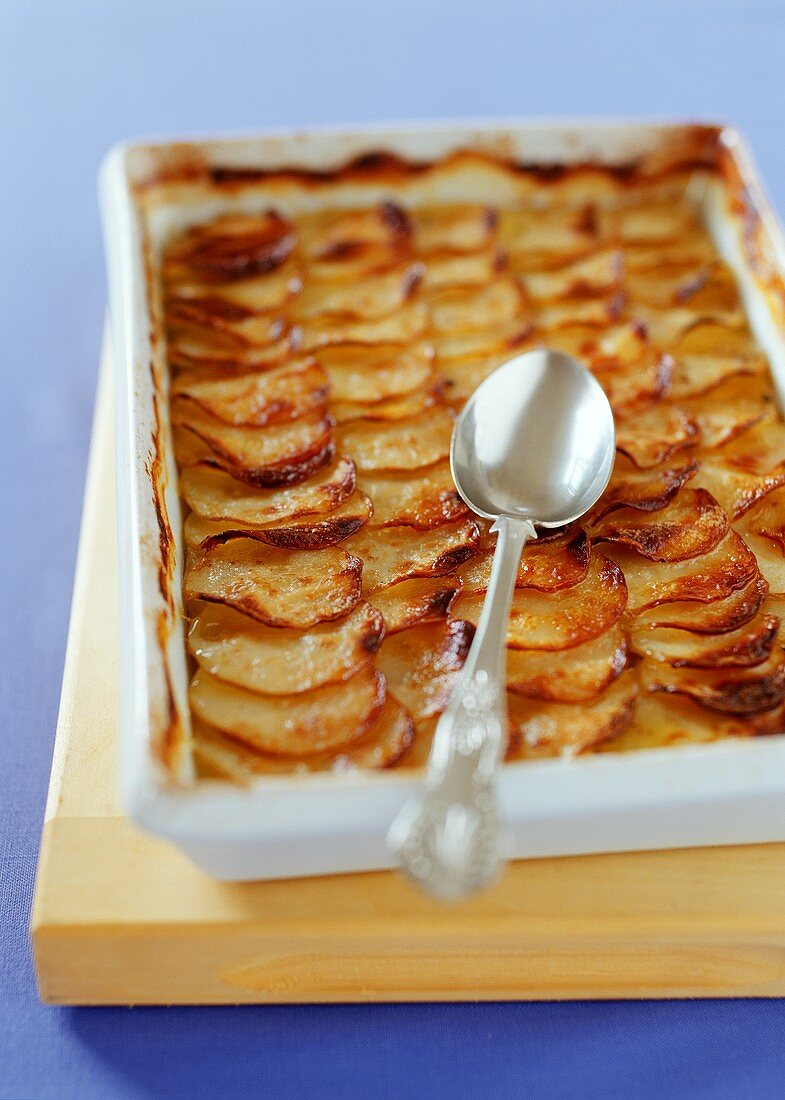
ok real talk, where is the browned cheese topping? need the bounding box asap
[159,153,785,778]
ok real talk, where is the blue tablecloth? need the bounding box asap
[4,1,785,1095]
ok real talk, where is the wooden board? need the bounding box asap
[31,347,785,1005]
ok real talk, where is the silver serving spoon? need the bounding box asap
[387,349,615,900]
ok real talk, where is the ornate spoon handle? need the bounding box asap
[388,515,536,900]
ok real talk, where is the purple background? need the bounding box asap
[4,1,785,1096]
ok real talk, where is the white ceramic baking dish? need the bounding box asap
[101,118,785,882]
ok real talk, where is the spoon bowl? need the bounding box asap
[389,349,616,900]
[451,348,615,526]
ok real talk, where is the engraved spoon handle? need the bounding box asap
[388,515,536,900]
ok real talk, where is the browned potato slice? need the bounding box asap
[163,212,296,283]
[167,265,301,314]
[507,624,628,703]
[499,208,596,259]
[631,612,779,669]
[337,408,454,472]
[735,528,785,595]
[168,327,298,372]
[508,669,638,759]
[636,305,746,348]
[188,601,384,694]
[522,249,622,302]
[670,353,766,399]
[537,294,625,332]
[346,519,480,592]
[453,555,627,650]
[180,457,356,525]
[605,199,697,244]
[608,691,785,752]
[605,531,758,615]
[303,204,411,260]
[414,205,496,253]
[321,344,435,402]
[592,488,729,562]
[189,666,385,755]
[592,352,673,416]
[430,319,534,363]
[292,263,423,321]
[684,375,773,450]
[672,320,758,357]
[624,230,716,273]
[370,577,460,634]
[173,401,334,488]
[634,574,768,634]
[421,249,503,290]
[458,529,590,594]
[331,387,439,424]
[184,491,372,551]
[429,278,524,334]
[358,462,467,529]
[185,541,363,628]
[695,460,785,520]
[193,695,414,776]
[440,353,514,405]
[616,403,697,468]
[643,647,785,715]
[301,302,429,350]
[171,359,328,426]
[377,620,474,720]
[592,456,698,520]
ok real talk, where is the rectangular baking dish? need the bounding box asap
[101,118,785,882]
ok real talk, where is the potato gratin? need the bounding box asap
[158,152,785,778]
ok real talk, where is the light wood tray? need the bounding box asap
[31,348,785,1005]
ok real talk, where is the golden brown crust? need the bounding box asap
[158,147,785,773]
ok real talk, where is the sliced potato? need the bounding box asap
[429,278,524,334]
[193,695,414,776]
[170,359,328,426]
[358,462,467,529]
[377,620,474,720]
[521,249,622,302]
[440,353,515,405]
[458,529,590,594]
[453,555,627,650]
[190,666,385,755]
[185,541,363,628]
[644,647,785,715]
[301,301,429,350]
[188,601,384,694]
[605,199,696,244]
[303,204,411,260]
[370,576,460,634]
[346,520,480,592]
[507,624,628,703]
[173,401,334,487]
[670,353,767,399]
[167,265,301,314]
[321,344,435,402]
[537,294,625,331]
[180,457,356,525]
[332,387,439,424]
[508,669,638,759]
[592,455,697,519]
[630,612,779,669]
[163,211,296,283]
[604,531,759,615]
[684,375,773,450]
[292,263,422,321]
[414,204,495,253]
[633,574,768,634]
[337,408,454,472]
[421,249,503,290]
[499,207,596,259]
[184,491,372,551]
[168,327,298,372]
[592,351,673,416]
[592,488,729,562]
[616,402,697,468]
[607,691,785,752]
